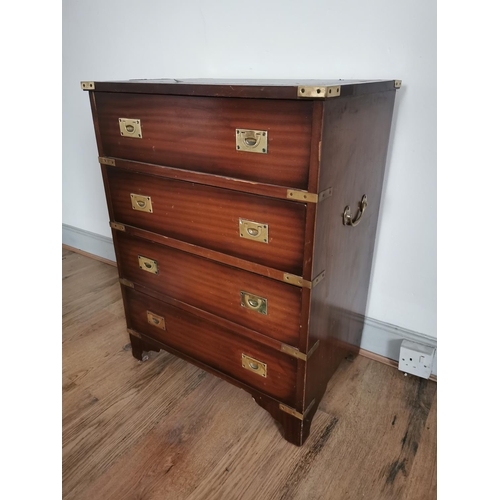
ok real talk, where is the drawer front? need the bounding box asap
[124,287,299,406]
[95,93,313,189]
[108,168,307,275]
[115,232,302,346]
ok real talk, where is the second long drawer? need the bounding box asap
[106,167,307,275]
[115,231,302,347]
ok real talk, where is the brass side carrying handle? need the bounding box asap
[343,195,368,227]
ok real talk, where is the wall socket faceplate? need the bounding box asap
[398,340,436,379]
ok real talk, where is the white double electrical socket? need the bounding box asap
[398,340,435,379]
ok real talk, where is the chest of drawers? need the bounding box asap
[82,78,400,446]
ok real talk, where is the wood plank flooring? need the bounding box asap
[62,248,437,500]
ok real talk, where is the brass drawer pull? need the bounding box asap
[240,291,267,315]
[241,354,267,377]
[239,218,268,243]
[119,118,142,139]
[343,195,368,227]
[130,193,153,213]
[138,255,159,275]
[235,129,268,154]
[147,311,166,330]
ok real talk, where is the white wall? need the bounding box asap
[63,0,436,339]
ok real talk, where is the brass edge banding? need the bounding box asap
[394,80,402,89]
[119,278,134,288]
[279,399,316,421]
[286,190,318,203]
[81,81,95,90]
[319,187,333,202]
[99,156,116,166]
[110,221,125,231]
[297,85,341,98]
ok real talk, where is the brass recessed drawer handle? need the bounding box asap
[240,291,268,315]
[343,195,368,227]
[235,129,268,154]
[130,193,153,213]
[147,311,165,330]
[119,118,142,139]
[239,218,268,243]
[241,354,267,377]
[138,255,158,275]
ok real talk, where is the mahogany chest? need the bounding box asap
[82,78,400,446]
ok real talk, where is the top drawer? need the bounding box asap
[94,93,314,190]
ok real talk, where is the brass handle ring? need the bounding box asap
[343,195,368,227]
[246,227,261,238]
[245,296,262,310]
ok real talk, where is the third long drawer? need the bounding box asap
[115,231,303,347]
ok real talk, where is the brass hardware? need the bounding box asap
[240,291,267,315]
[308,340,320,358]
[99,157,116,166]
[127,328,141,339]
[286,188,332,204]
[287,190,318,203]
[297,85,341,98]
[110,222,125,231]
[318,140,322,163]
[235,129,268,154]
[119,278,134,288]
[81,81,95,90]
[119,118,142,139]
[280,340,320,361]
[138,255,159,275]
[312,270,326,287]
[147,311,166,330]
[241,354,267,377]
[282,271,325,289]
[394,80,402,89]
[319,187,333,202]
[343,195,368,227]
[239,219,268,243]
[280,344,307,361]
[130,193,153,213]
[283,273,307,288]
[279,399,316,420]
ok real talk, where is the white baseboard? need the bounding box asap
[61,223,437,376]
[361,316,437,376]
[62,224,117,263]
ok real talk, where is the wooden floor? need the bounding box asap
[62,248,437,500]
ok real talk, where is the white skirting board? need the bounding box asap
[62,223,437,376]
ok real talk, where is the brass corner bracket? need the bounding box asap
[283,270,326,289]
[99,156,116,166]
[81,81,95,90]
[279,399,316,421]
[297,85,341,99]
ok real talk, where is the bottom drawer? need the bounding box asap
[123,287,299,406]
